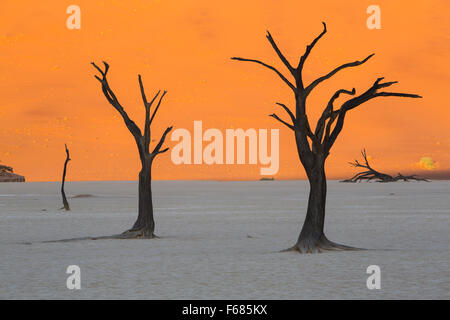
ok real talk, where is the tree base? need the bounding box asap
[113,227,156,239]
[282,235,363,254]
[77,227,157,240]
[41,227,156,243]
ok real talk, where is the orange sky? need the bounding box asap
[1,0,449,181]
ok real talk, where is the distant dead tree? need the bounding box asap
[232,22,422,253]
[92,61,172,239]
[61,144,71,211]
[341,149,429,182]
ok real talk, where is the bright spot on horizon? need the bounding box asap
[417,157,437,170]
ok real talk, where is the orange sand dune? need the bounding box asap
[0,0,448,181]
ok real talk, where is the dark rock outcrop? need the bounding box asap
[0,165,25,182]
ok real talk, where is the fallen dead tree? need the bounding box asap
[341,149,429,183]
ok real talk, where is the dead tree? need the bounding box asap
[342,149,429,182]
[232,22,422,253]
[61,144,71,211]
[92,61,172,239]
[394,173,429,182]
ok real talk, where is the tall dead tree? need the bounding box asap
[342,149,429,182]
[232,22,422,253]
[92,61,172,239]
[61,144,71,211]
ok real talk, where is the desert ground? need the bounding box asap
[0,180,449,299]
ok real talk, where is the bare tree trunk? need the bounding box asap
[61,144,70,211]
[298,165,326,245]
[129,160,155,238]
[288,161,350,253]
[283,155,359,253]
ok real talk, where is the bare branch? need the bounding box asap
[138,75,161,111]
[315,88,355,142]
[266,31,296,76]
[139,75,153,152]
[64,143,71,161]
[305,53,375,96]
[138,74,149,106]
[375,92,422,99]
[156,147,169,155]
[298,22,327,73]
[302,115,318,146]
[354,149,371,168]
[91,61,108,77]
[152,126,173,156]
[138,74,161,152]
[91,61,142,139]
[275,102,296,126]
[231,57,296,92]
[324,79,422,152]
[144,91,161,150]
[323,109,340,143]
[344,78,422,112]
[269,113,295,130]
[149,91,168,126]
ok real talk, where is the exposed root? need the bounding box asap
[281,236,364,254]
[113,228,156,239]
[41,227,156,243]
[72,194,96,199]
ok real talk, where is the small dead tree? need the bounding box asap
[232,22,422,253]
[61,144,71,211]
[92,61,172,239]
[342,149,429,182]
